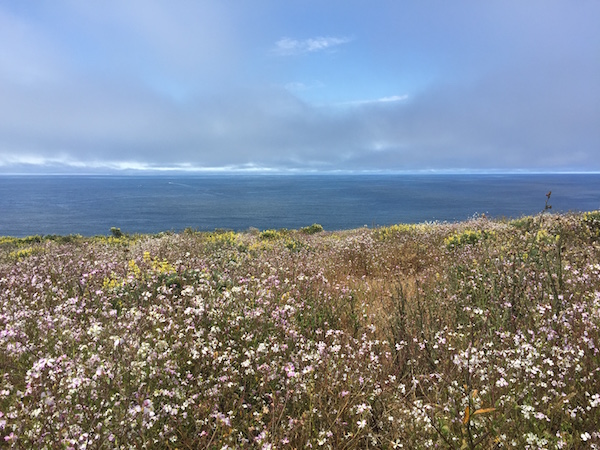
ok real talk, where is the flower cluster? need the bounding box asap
[1,212,599,448]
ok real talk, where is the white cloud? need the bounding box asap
[378,95,409,103]
[273,36,352,56]
[335,95,409,106]
[284,80,325,92]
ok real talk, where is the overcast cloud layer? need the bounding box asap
[0,1,599,173]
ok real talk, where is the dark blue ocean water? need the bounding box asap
[1,174,599,237]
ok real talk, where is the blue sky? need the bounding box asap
[0,1,599,173]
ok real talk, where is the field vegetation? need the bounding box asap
[1,209,600,448]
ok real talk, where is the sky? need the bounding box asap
[0,0,599,174]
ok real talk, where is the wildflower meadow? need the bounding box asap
[1,210,600,448]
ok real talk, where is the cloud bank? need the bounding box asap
[0,1,599,173]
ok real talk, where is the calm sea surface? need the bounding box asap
[1,174,599,237]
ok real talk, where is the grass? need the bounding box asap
[1,211,600,449]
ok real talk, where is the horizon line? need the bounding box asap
[2,168,600,176]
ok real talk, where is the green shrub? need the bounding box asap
[110,227,124,238]
[260,229,289,240]
[375,223,420,240]
[300,223,324,234]
[445,229,494,250]
[445,229,479,249]
[205,230,239,247]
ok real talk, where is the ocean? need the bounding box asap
[1,174,599,237]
